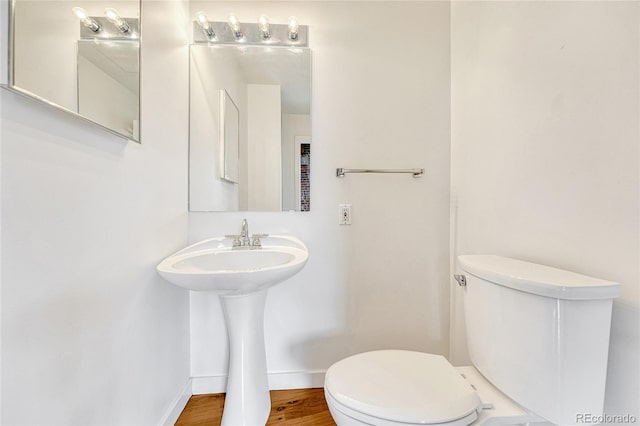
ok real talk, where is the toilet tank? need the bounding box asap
[458,255,620,426]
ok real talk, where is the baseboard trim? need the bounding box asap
[192,374,227,395]
[159,379,193,426]
[192,370,326,395]
[269,370,326,390]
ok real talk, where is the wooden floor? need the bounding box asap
[175,388,337,426]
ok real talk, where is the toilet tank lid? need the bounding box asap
[458,255,621,300]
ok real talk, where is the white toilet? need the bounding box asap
[324,255,620,426]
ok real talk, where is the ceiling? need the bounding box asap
[202,45,311,115]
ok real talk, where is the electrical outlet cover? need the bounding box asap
[339,204,352,225]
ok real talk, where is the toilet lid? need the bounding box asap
[325,350,481,424]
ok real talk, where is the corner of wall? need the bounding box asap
[159,378,193,426]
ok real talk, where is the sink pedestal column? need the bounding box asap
[220,289,271,426]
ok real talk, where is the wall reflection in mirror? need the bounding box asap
[9,0,140,142]
[189,45,311,212]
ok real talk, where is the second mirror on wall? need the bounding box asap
[8,0,140,142]
[189,45,312,212]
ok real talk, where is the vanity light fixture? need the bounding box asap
[196,12,215,39]
[228,15,243,39]
[288,16,299,41]
[258,15,271,40]
[72,7,101,33]
[191,15,307,46]
[105,8,131,34]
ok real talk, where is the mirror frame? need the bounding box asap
[1,1,8,86]
[1,0,142,143]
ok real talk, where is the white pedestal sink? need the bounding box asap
[157,235,308,425]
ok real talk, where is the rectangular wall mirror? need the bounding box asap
[189,45,311,212]
[6,0,140,142]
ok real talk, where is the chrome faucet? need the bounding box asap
[226,218,269,249]
[240,218,250,246]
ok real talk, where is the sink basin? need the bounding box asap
[157,235,308,294]
[157,234,309,426]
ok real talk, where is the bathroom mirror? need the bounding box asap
[6,0,140,142]
[189,45,311,212]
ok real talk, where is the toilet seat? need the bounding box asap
[325,391,480,426]
[324,350,482,425]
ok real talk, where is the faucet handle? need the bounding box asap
[224,234,243,247]
[250,234,269,247]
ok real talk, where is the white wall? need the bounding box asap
[0,0,191,424]
[188,0,451,392]
[451,1,639,421]
[282,113,311,211]
[247,84,282,211]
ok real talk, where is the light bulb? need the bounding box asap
[104,8,121,23]
[72,7,101,32]
[288,16,299,41]
[258,15,270,39]
[228,14,243,39]
[105,8,130,33]
[196,12,208,26]
[195,11,214,38]
[72,6,88,20]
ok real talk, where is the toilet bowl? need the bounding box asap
[325,350,481,426]
[325,351,481,426]
[324,350,545,426]
[324,255,621,426]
